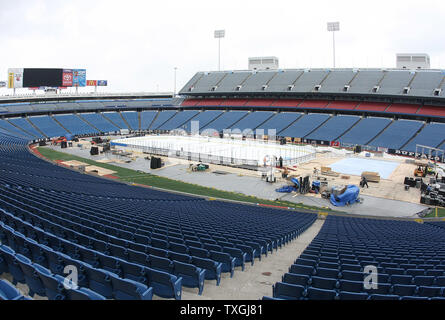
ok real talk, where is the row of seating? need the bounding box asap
[268,215,445,300]
[182,98,445,118]
[0,279,30,300]
[2,108,443,154]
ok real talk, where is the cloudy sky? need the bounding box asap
[0,0,444,94]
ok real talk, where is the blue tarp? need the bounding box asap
[330,185,360,207]
[291,178,300,188]
[276,186,297,193]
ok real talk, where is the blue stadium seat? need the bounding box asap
[15,254,46,297]
[273,282,305,300]
[110,274,153,300]
[337,291,368,300]
[148,255,174,274]
[304,287,337,300]
[310,276,338,290]
[223,247,247,271]
[392,284,418,297]
[0,245,26,285]
[282,273,310,287]
[191,256,222,286]
[34,264,67,300]
[0,279,26,300]
[209,251,236,278]
[172,261,205,295]
[144,267,182,300]
[65,287,106,300]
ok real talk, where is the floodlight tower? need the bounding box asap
[327,22,340,68]
[214,29,226,71]
[173,67,178,97]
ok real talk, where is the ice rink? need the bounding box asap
[330,158,400,179]
[111,135,317,166]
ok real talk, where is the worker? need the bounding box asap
[279,156,283,168]
[361,176,369,188]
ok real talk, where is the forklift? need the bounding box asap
[414,163,435,177]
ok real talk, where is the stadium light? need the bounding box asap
[173,67,178,97]
[327,22,340,68]
[214,29,226,71]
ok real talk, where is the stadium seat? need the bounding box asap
[289,264,315,276]
[191,256,222,286]
[282,273,310,287]
[310,276,338,290]
[144,267,182,300]
[273,282,305,300]
[110,274,153,300]
[172,261,205,295]
[223,247,247,271]
[392,284,418,296]
[0,279,27,300]
[209,251,236,278]
[65,287,106,300]
[337,291,368,300]
[15,254,46,297]
[148,255,174,274]
[34,264,67,300]
[82,265,114,299]
[0,245,26,285]
[304,287,337,300]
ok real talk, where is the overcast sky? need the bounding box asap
[1,0,444,94]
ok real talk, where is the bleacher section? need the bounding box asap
[140,111,159,130]
[102,112,129,130]
[386,104,421,114]
[238,72,276,92]
[318,70,356,93]
[0,119,35,140]
[149,111,177,130]
[339,117,392,146]
[402,123,445,152]
[121,111,140,131]
[368,120,424,150]
[0,131,317,300]
[279,114,331,138]
[326,101,358,110]
[229,112,275,134]
[78,113,120,133]
[347,70,384,94]
[375,71,415,95]
[7,118,45,139]
[267,70,303,92]
[180,69,445,99]
[214,72,251,93]
[408,72,444,97]
[158,111,200,131]
[292,70,329,93]
[269,215,445,300]
[28,116,68,138]
[255,113,302,136]
[52,114,98,136]
[305,115,360,142]
[201,111,248,134]
[181,111,223,133]
[418,106,445,117]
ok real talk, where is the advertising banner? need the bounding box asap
[97,80,108,86]
[0,81,6,88]
[87,80,97,86]
[62,69,73,87]
[7,68,24,88]
[73,69,86,87]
